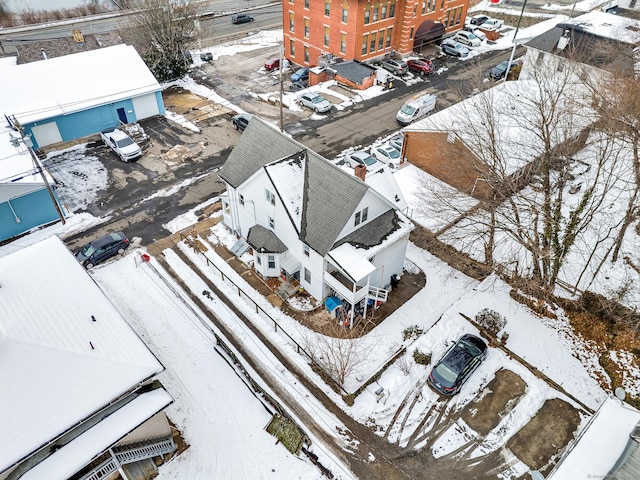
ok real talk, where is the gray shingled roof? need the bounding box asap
[219,117,370,256]
[246,225,288,253]
[333,209,403,250]
[329,60,377,85]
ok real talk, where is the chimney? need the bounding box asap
[354,164,366,181]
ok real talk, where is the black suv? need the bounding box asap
[232,14,254,24]
[75,232,130,269]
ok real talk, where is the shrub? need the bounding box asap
[402,324,424,341]
[475,308,507,338]
[413,349,431,365]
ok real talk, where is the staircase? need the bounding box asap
[79,436,176,480]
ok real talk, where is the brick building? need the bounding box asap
[282,0,469,68]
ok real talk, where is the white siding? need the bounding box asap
[334,190,391,241]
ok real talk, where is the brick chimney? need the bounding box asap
[354,164,366,181]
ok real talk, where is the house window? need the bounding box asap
[441,0,445,8]
[290,39,295,56]
[303,244,310,257]
[386,28,393,47]
[268,255,275,269]
[265,189,275,205]
[378,30,384,49]
[355,211,361,226]
[342,8,348,22]
[410,27,414,39]
[239,194,244,206]
[373,6,379,21]
[370,32,376,52]
[362,35,368,55]
[444,10,451,27]
[362,207,368,222]
[304,46,309,62]
[381,5,387,19]
[256,255,262,265]
[340,33,347,53]
[422,1,426,13]
[304,267,311,283]
[455,7,462,25]
[304,0,309,7]
[428,0,435,11]
[324,26,330,47]
[413,5,417,16]
[268,216,275,230]
[389,3,395,17]
[289,12,295,32]
[364,9,370,24]
[324,2,330,15]
[304,18,310,38]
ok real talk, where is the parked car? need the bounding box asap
[298,91,331,113]
[232,113,253,131]
[407,58,435,76]
[291,67,309,82]
[372,143,402,169]
[381,58,408,76]
[232,14,254,24]
[480,18,504,31]
[468,15,488,27]
[489,60,516,80]
[75,232,130,269]
[396,93,437,125]
[453,30,482,47]
[462,25,487,42]
[344,150,383,171]
[388,133,404,152]
[100,128,142,162]
[264,58,280,71]
[441,39,470,58]
[427,334,488,396]
[289,81,308,92]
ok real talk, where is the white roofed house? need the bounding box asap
[218,117,414,325]
[0,236,176,480]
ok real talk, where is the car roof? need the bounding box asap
[107,129,130,140]
[91,232,125,247]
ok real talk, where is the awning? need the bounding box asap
[21,388,173,480]
[328,243,376,283]
[281,255,301,274]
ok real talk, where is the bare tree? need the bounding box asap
[118,0,202,81]
[303,322,371,387]
[414,51,625,293]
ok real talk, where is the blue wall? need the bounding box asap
[0,188,64,243]
[23,92,164,150]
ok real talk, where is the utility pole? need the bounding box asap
[503,0,528,83]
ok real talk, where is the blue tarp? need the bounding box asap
[324,296,342,313]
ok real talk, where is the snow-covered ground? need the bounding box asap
[4,12,639,478]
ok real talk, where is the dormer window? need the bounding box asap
[303,244,310,257]
[355,207,369,226]
[355,211,361,226]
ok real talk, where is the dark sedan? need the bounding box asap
[75,232,130,269]
[489,60,517,80]
[427,334,488,396]
[232,113,253,131]
[407,59,435,76]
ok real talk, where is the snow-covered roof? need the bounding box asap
[563,10,640,45]
[20,388,172,480]
[0,236,163,473]
[0,125,42,186]
[549,396,640,479]
[0,44,161,125]
[403,79,592,176]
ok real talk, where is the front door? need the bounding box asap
[117,107,128,125]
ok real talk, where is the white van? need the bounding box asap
[396,93,437,125]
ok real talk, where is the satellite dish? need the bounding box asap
[615,387,627,401]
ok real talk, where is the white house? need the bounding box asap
[218,117,414,319]
[0,236,175,480]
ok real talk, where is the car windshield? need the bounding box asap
[363,156,377,166]
[386,148,400,159]
[434,363,458,383]
[311,96,325,104]
[80,243,96,256]
[400,104,417,115]
[467,33,477,40]
[116,137,135,148]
